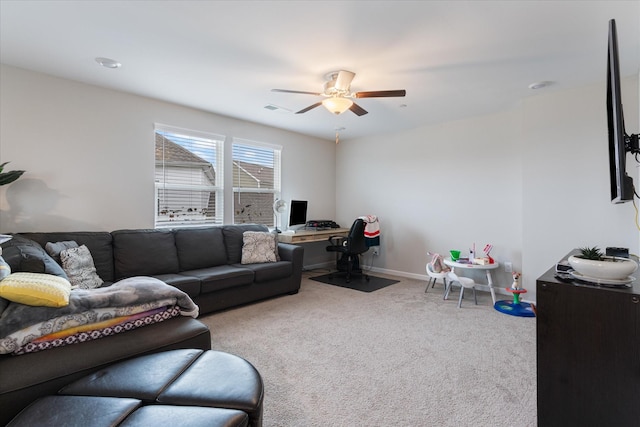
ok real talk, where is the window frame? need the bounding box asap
[154,123,225,228]
[232,137,282,226]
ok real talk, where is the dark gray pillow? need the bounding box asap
[45,240,79,264]
[0,234,68,279]
[20,232,114,283]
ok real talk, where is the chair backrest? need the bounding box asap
[346,218,368,255]
[426,262,447,278]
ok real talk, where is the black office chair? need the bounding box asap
[326,218,370,283]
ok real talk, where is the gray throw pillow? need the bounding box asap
[241,231,279,264]
[60,245,103,289]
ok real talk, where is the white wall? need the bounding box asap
[2,65,639,299]
[337,109,523,294]
[337,76,639,301]
[0,65,336,242]
[522,77,639,290]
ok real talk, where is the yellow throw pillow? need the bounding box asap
[0,272,71,307]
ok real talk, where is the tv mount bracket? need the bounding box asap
[625,133,640,155]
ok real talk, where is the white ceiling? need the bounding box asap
[1,1,639,142]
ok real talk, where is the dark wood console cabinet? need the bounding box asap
[536,253,640,427]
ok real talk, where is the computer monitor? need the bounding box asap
[288,200,308,230]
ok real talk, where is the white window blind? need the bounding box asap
[155,124,224,228]
[232,138,282,226]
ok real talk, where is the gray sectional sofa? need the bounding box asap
[0,224,304,425]
[13,223,303,314]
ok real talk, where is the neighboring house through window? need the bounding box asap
[154,125,281,228]
[233,139,282,227]
[155,125,224,228]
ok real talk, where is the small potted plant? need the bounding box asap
[568,246,637,281]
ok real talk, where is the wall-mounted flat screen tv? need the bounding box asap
[607,19,639,204]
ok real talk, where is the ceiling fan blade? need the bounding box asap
[354,90,406,98]
[349,102,368,116]
[272,89,322,96]
[296,102,323,114]
[335,70,355,91]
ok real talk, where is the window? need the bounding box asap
[154,125,224,228]
[232,138,282,226]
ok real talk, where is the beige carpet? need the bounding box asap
[199,271,537,427]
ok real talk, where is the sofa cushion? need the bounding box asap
[152,273,201,298]
[21,232,115,283]
[222,224,269,264]
[112,230,179,280]
[0,235,68,279]
[174,228,227,271]
[235,261,293,283]
[186,265,254,293]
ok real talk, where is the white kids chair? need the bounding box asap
[446,271,477,308]
[425,263,449,299]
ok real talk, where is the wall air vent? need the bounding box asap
[264,104,291,113]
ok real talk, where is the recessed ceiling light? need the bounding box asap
[95,57,121,69]
[528,81,552,90]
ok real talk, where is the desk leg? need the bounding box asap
[486,271,496,304]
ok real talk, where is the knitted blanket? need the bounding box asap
[0,276,198,354]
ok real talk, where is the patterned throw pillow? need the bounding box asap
[60,245,104,289]
[241,231,279,264]
[0,272,71,307]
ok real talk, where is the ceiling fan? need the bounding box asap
[271,70,406,116]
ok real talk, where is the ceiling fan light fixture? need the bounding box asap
[322,97,353,115]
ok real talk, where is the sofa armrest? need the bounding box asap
[277,243,302,263]
[278,243,303,290]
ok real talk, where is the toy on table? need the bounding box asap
[494,271,535,317]
[483,244,495,264]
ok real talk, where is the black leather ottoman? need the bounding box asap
[7,395,249,427]
[8,349,264,427]
[61,349,264,427]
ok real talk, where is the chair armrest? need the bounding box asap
[328,236,346,246]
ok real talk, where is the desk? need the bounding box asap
[278,228,349,244]
[443,258,500,304]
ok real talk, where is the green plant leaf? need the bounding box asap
[578,246,603,260]
[0,169,25,186]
